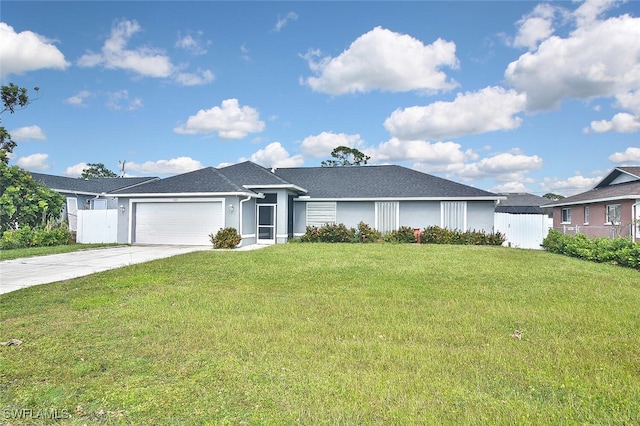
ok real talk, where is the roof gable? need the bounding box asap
[219,161,302,189]
[542,180,640,207]
[111,167,253,195]
[595,166,640,188]
[30,172,158,194]
[275,165,499,199]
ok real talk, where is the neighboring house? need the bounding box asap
[542,166,640,242]
[494,193,553,249]
[106,161,504,246]
[29,172,158,241]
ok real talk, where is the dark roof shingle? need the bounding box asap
[29,172,158,194]
[111,167,255,194]
[275,165,499,199]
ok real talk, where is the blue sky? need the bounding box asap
[1,0,639,196]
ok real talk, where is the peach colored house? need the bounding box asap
[542,166,640,242]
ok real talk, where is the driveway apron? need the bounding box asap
[0,245,211,295]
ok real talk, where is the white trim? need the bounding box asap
[241,233,256,238]
[544,194,640,207]
[243,184,307,193]
[257,204,277,245]
[294,196,504,202]
[113,191,258,198]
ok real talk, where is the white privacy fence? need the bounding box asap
[494,213,552,250]
[77,209,118,244]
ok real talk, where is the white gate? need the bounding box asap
[494,213,551,250]
[77,209,118,243]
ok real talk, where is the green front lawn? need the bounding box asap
[1,244,638,424]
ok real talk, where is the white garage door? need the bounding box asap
[134,202,223,245]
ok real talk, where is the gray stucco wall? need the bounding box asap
[467,201,497,232]
[292,199,497,236]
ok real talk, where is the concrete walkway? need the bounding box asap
[0,244,264,295]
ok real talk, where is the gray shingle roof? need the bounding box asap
[495,193,551,214]
[29,172,158,194]
[275,165,499,199]
[542,180,640,207]
[110,167,255,194]
[219,161,302,188]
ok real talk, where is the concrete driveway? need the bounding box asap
[0,245,216,295]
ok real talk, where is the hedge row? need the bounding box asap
[541,229,640,270]
[0,224,73,250]
[299,223,505,246]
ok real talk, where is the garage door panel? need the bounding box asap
[135,202,223,245]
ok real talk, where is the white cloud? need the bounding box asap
[65,90,92,107]
[247,142,303,168]
[609,147,640,163]
[587,113,640,133]
[368,138,470,165]
[273,12,298,32]
[300,132,364,158]
[541,173,601,196]
[505,6,640,112]
[384,86,526,140]
[455,152,544,181]
[0,22,69,78]
[78,19,174,77]
[174,99,266,139]
[302,26,459,95]
[240,44,251,62]
[126,157,204,175]
[106,90,143,111]
[175,31,209,55]
[512,3,558,50]
[64,162,88,177]
[77,19,213,86]
[10,125,46,141]
[615,90,640,114]
[174,69,215,86]
[16,153,50,171]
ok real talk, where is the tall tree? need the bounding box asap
[80,163,118,179]
[321,146,371,167]
[1,83,38,164]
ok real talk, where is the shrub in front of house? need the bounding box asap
[420,226,505,246]
[209,227,242,249]
[384,226,417,244]
[354,221,381,243]
[0,223,72,249]
[542,229,639,269]
[300,223,356,243]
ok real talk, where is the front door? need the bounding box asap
[257,205,276,244]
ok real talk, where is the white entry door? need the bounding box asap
[257,205,276,244]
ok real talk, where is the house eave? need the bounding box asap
[105,191,260,198]
[243,184,308,193]
[543,194,640,207]
[294,196,504,202]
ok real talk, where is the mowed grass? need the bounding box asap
[1,244,639,425]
